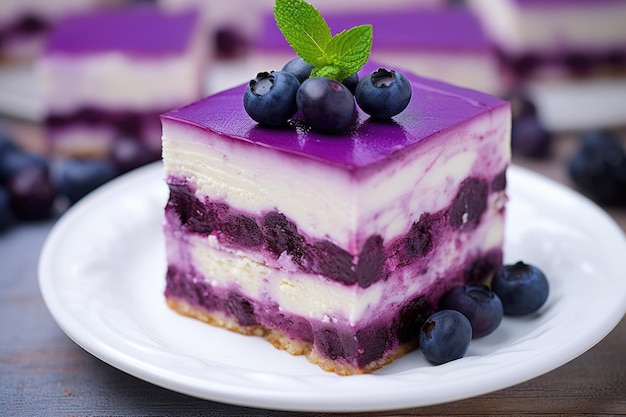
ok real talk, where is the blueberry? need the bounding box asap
[57,158,118,204]
[440,285,503,338]
[0,131,18,155]
[243,71,300,126]
[342,73,359,94]
[419,309,472,365]
[449,177,488,231]
[7,166,57,220]
[110,136,159,174]
[355,68,412,119]
[214,25,249,58]
[311,240,356,284]
[492,261,549,316]
[281,57,313,83]
[568,130,626,206]
[0,186,13,231]
[356,235,385,288]
[226,292,257,326]
[261,211,306,262]
[296,77,356,132]
[511,114,552,158]
[0,148,48,183]
[220,214,264,247]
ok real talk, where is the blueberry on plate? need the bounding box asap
[440,284,503,338]
[243,71,300,127]
[419,309,472,365]
[57,158,118,204]
[296,77,356,133]
[492,261,549,316]
[568,130,626,206]
[355,68,412,119]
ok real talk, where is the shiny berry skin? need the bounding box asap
[440,285,503,338]
[0,186,13,230]
[419,309,472,365]
[342,73,359,94]
[0,148,48,183]
[281,57,313,83]
[492,261,549,316]
[110,137,159,174]
[568,130,626,206]
[296,77,356,133]
[511,115,552,158]
[243,71,300,126]
[7,166,57,220]
[355,68,412,119]
[57,158,118,204]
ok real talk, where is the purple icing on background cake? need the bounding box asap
[45,6,198,56]
[255,8,492,53]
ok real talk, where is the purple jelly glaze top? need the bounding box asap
[161,62,508,170]
[255,8,492,52]
[45,6,198,56]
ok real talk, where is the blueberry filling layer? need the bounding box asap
[499,49,626,77]
[165,248,502,368]
[46,108,162,138]
[165,171,506,288]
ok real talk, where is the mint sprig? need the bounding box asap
[274,0,373,82]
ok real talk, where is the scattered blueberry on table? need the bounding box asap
[568,130,626,206]
[0,128,159,233]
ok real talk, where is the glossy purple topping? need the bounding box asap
[255,8,491,52]
[161,62,507,170]
[45,6,198,56]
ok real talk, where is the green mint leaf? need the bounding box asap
[274,0,332,68]
[274,0,373,81]
[324,25,373,81]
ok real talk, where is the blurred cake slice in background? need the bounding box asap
[250,6,503,95]
[469,0,626,84]
[38,5,207,159]
[0,0,122,62]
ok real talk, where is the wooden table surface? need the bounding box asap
[1,134,625,417]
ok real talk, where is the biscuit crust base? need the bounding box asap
[166,297,417,376]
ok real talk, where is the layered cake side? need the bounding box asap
[0,0,121,60]
[161,63,511,375]
[469,0,626,80]
[39,6,206,158]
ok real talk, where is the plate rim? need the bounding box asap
[38,162,626,412]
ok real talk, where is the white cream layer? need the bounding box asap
[469,0,626,55]
[38,24,206,115]
[162,106,510,252]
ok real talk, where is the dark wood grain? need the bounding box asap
[1,134,625,417]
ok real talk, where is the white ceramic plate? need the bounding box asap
[39,163,626,413]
